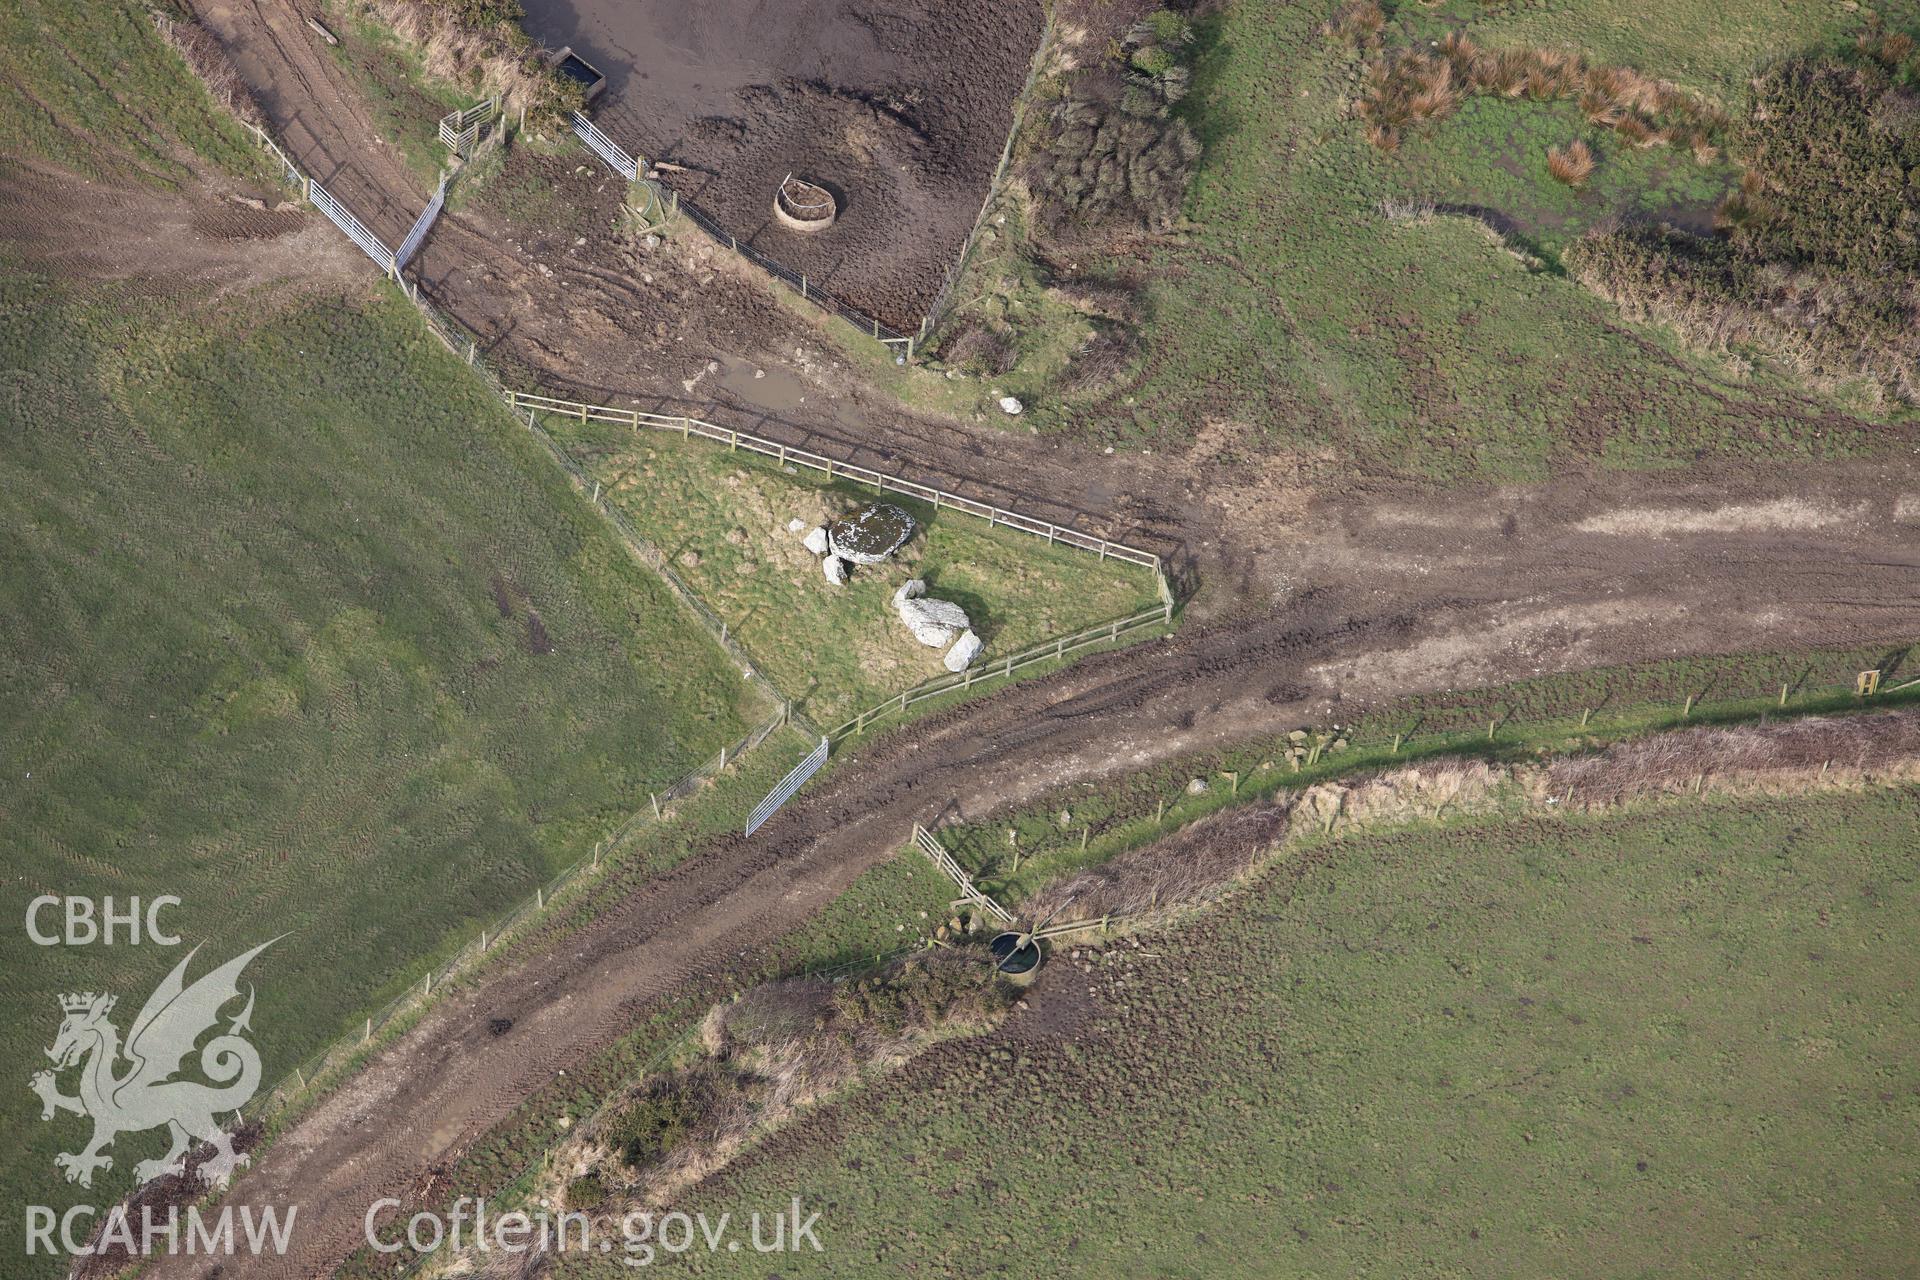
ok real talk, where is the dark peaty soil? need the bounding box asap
[518,0,1044,330]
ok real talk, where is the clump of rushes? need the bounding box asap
[1546,138,1597,187]
[1349,36,1729,159]
[1323,0,1387,50]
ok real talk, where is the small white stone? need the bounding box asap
[998,396,1023,415]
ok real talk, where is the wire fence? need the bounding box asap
[828,605,1171,743]
[245,708,791,1126]
[508,390,1166,573]
[914,6,1059,344]
[926,663,1920,907]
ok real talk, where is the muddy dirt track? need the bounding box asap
[520,0,1042,329]
[132,459,1920,1278]
[20,2,1920,1275]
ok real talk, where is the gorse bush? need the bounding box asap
[1566,222,1919,405]
[1026,2,1202,242]
[1028,100,1201,239]
[1724,55,1920,274]
[1568,36,1920,407]
[565,1171,607,1210]
[606,1087,701,1169]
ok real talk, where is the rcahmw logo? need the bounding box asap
[24,932,295,1258]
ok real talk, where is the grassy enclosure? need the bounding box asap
[0,274,762,1236]
[539,414,1163,724]
[665,785,1920,1277]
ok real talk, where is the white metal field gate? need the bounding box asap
[571,112,637,181]
[745,736,829,836]
[309,179,395,274]
[394,177,446,269]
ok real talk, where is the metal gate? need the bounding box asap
[745,736,828,836]
[570,112,636,181]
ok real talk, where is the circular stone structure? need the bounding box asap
[827,502,915,565]
[772,174,837,232]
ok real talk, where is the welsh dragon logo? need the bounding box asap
[31,940,276,1189]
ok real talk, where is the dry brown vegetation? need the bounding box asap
[1545,138,1596,187]
[1350,36,1727,167]
[153,12,265,130]
[1324,0,1388,52]
[1543,708,1920,805]
[1570,46,1920,406]
[350,0,581,122]
[547,949,1011,1221]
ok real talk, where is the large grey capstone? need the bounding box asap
[828,503,916,565]
[892,579,970,648]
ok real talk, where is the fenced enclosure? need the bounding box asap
[507,390,1166,574]
[439,98,499,158]
[509,389,1176,747]
[746,735,829,836]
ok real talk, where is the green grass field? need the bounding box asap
[662,784,1920,1277]
[886,0,1920,478]
[0,0,267,184]
[0,274,763,1240]
[540,414,1162,724]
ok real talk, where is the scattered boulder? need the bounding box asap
[998,395,1024,415]
[893,580,970,648]
[786,518,806,534]
[801,526,830,556]
[1186,777,1209,795]
[828,503,916,564]
[943,628,984,671]
[822,555,850,586]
